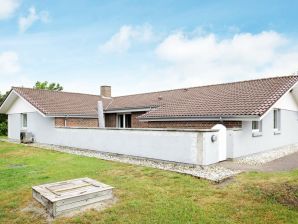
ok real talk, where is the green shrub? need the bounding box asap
[0,120,7,136]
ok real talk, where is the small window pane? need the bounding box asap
[252,121,258,130]
[273,110,277,129]
[273,109,281,131]
[125,114,132,128]
[118,115,124,128]
[252,120,262,132]
[22,114,27,128]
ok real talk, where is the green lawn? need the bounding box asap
[0,141,297,224]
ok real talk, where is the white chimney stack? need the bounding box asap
[97,101,105,128]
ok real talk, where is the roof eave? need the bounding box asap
[138,115,261,122]
[0,89,13,113]
[0,89,46,118]
[104,107,154,113]
[45,114,98,118]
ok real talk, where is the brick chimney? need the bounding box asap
[100,85,111,98]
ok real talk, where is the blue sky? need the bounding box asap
[1,0,298,95]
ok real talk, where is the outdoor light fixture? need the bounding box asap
[211,135,217,142]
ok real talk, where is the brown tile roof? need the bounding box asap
[10,75,298,119]
[108,75,298,119]
[12,87,111,117]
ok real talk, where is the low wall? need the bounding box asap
[8,112,222,165]
[52,128,219,165]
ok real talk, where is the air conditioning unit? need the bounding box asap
[20,131,34,144]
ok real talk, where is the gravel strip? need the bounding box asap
[236,144,298,165]
[1,139,240,182]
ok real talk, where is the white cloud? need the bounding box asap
[154,30,298,87]
[0,51,20,75]
[0,0,20,20]
[82,30,298,96]
[18,6,50,33]
[100,24,153,53]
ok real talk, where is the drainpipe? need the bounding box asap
[98,101,105,128]
[65,115,68,127]
[219,116,223,125]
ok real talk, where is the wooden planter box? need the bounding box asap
[32,177,114,217]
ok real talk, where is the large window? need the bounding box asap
[21,113,27,128]
[273,109,281,133]
[117,114,132,128]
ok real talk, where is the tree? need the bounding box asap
[34,81,63,91]
[0,91,9,136]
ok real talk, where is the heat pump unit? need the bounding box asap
[20,131,34,143]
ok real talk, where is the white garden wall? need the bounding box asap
[53,128,203,164]
[8,112,221,165]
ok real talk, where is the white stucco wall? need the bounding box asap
[274,91,298,111]
[211,124,226,161]
[7,97,37,114]
[202,132,221,165]
[54,128,201,164]
[8,114,21,140]
[8,112,55,141]
[231,109,298,158]
[8,108,298,164]
[8,111,220,165]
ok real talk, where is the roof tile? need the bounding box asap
[11,75,298,119]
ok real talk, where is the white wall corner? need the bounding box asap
[196,132,204,165]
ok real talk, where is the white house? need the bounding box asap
[1,75,298,165]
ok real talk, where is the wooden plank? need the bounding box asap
[56,192,113,212]
[50,186,113,202]
[48,182,92,193]
[55,189,113,206]
[51,186,109,200]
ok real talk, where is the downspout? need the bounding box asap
[98,101,105,128]
[65,115,68,127]
[219,116,223,125]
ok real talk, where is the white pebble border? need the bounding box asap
[235,144,298,165]
[0,139,240,182]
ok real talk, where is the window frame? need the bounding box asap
[252,120,262,137]
[273,109,281,134]
[21,113,28,129]
[117,113,132,128]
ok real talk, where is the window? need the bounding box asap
[252,120,262,136]
[125,114,132,128]
[21,113,27,128]
[273,109,281,133]
[117,114,132,128]
[118,114,124,128]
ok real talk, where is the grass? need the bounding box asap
[0,141,297,224]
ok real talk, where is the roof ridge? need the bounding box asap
[4,73,298,118]
[12,86,101,98]
[12,73,298,99]
[112,73,298,99]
